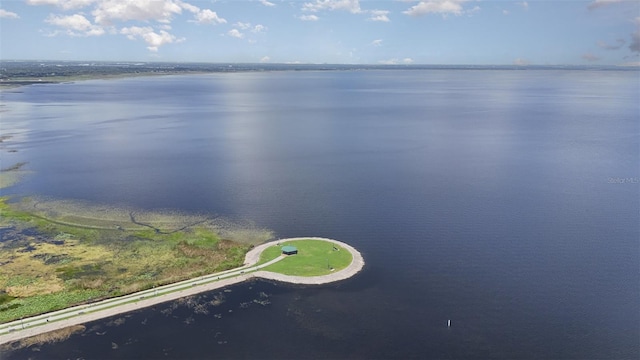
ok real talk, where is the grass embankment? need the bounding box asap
[258,239,352,276]
[0,197,272,323]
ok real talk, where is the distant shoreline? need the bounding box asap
[2,61,637,91]
[0,71,208,91]
[0,237,364,346]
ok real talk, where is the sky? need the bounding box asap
[0,0,639,65]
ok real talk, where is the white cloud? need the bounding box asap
[235,22,252,30]
[259,0,275,7]
[303,0,361,14]
[467,5,480,15]
[252,24,267,33]
[120,26,182,51]
[27,0,96,10]
[379,58,399,64]
[46,13,105,36]
[502,9,509,15]
[27,0,226,26]
[588,0,624,10]
[368,9,390,22]
[228,29,244,38]
[371,39,383,46]
[513,58,529,66]
[0,9,20,19]
[380,58,415,65]
[177,0,199,13]
[299,14,319,21]
[520,1,529,10]
[176,0,227,27]
[403,0,471,17]
[93,0,183,25]
[582,53,601,62]
[121,25,151,39]
[597,38,625,50]
[193,9,226,24]
[260,56,270,63]
[27,0,229,52]
[232,22,266,33]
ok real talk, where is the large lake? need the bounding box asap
[2,69,639,359]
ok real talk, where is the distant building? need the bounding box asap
[281,245,298,255]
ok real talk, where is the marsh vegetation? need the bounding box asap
[0,196,273,323]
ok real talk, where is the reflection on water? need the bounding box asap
[1,69,638,359]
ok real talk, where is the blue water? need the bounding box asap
[1,69,639,359]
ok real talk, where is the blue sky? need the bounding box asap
[1,0,639,65]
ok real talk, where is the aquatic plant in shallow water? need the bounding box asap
[0,135,29,190]
[0,324,86,352]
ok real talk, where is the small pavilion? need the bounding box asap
[281,245,298,255]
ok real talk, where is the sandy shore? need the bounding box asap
[0,237,364,345]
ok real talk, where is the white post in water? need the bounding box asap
[447,320,451,327]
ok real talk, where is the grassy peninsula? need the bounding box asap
[258,239,353,276]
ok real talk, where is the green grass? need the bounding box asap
[0,290,104,323]
[261,239,352,276]
[256,245,284,266]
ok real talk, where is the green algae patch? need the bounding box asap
[0,162,30,190]
[0,196,274,323]
[0,134,30,189]
[261,239,353,277]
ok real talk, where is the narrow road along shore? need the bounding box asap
[0,237,364,345]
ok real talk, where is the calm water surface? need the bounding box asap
[1,69,639,359]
